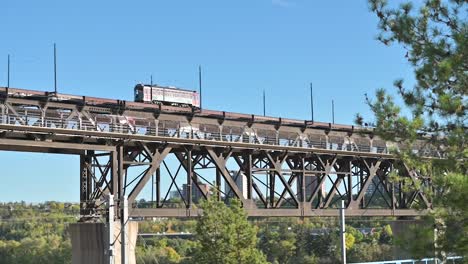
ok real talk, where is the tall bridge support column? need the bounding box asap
[70,221,138,264]
[75,147,139,264]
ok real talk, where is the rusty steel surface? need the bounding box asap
[0,87,434,219]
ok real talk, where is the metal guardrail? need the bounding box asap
[350,256,462,264]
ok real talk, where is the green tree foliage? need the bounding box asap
[0,202,75,264]
[258,219,298,264]
[136,239,182,264]
[193,198,267,264]
[348,242,393,262]
[0,201,403,263]
[347,225,364,243]
[395,218,436,260]
[361,0,467,260]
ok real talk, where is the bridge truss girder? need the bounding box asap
[77,141,432,219]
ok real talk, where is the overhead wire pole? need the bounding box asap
[310,82,314,122]
[332,99,335,124]
[7,54,10,88]
[199,65,202,109]
[263,90,266,116]
[54,43,57,94]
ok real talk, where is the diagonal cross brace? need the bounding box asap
[5,103,26,125]
[128,146,172,202]
[403,163,431,209]
[348,159,382,209]
[206,148,246,203]
[264,151,299,206]
[79,110,101,132]
[308,156,337,206]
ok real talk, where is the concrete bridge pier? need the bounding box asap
[70,221,138,264]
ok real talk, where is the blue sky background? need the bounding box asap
[0,0,415,202]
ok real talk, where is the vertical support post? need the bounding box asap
[360,167,365,208]
[316,174,321,207]
[151,174,154,207]
[109,117,114,133]
[107,194,115,264]
[246,154,253,200]
[156,168,161,208]
[111,151,118,196]
[88,151,94,200]
[186,149,192,208]
[154,119,159,136]
[340,199,346,264]
[218,125,223,141]
[0,104,5,124]
[79,154,86,212]
[121,196,128,264]
[80,151,92,216]
[347,161,352,205]
[269,171,275,208]
[78,112,82,130]
[117,146,124,213]
[216,169,221,201]
[300,157,306,205]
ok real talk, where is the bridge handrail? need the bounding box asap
[0,96,444,158]
[350,256,462,264]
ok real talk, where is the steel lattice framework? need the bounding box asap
[0,87,433,219]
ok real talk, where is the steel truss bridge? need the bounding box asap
[0,87,434,219]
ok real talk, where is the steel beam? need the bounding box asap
[0,138,114,153]
[130,208,427,218]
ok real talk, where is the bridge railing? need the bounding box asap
[0,104,444,158]
[350,256,462,264]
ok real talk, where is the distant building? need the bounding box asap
[182,183,210,203]
[303,176,326,199]
[225,170,248,199]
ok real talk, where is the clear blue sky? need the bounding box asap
[0,0,415,202]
